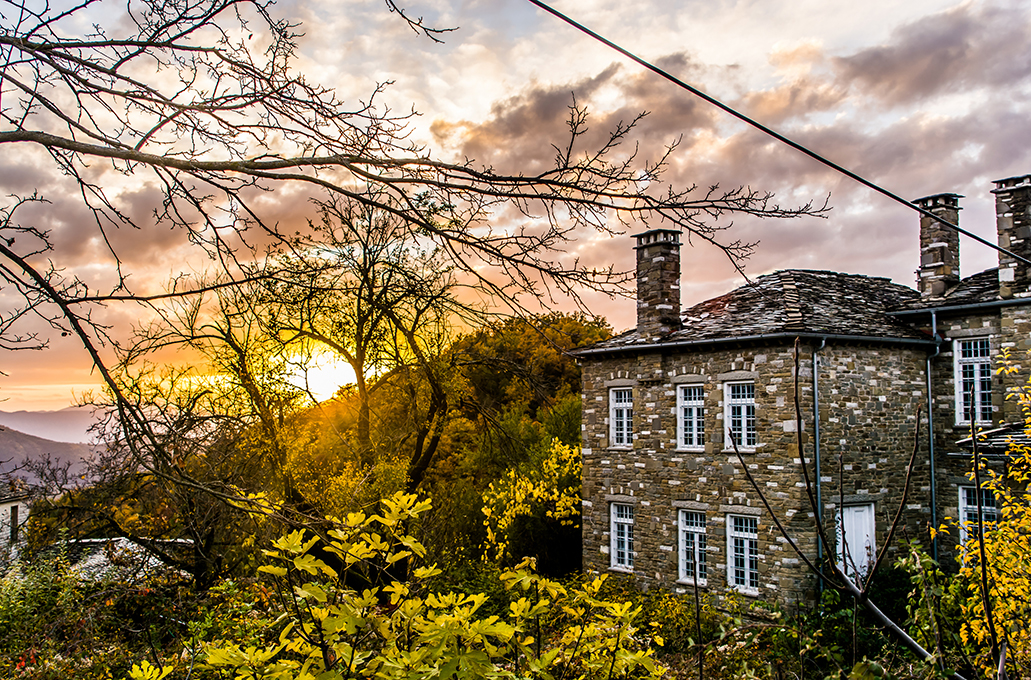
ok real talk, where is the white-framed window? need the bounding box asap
[678,510,707,584]
[725,382,757,449]
[678,385,705,450]
[610,503,635,571]
[610,388,634,447]
[959,486,998,544]
[727,514,759,593]
[836,504,876,579]
[955,338,992,424]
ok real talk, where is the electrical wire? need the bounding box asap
[525,0,1031,267]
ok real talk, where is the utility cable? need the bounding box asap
[525,0,1031,267]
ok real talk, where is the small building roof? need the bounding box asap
[954,422,1031,454]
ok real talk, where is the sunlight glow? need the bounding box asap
[285,351,358,403]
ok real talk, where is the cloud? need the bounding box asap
[431,64,626,171]
[833,2,1031,106]
[430,54,728,185]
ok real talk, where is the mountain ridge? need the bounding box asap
[0,406,99,444]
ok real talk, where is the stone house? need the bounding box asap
[574,174,1031,606]
[0,487,29,561]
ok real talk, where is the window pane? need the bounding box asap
[957,339,992,423]
[611,389,634,446]
[727,383,757,448]
[960,486,998,544]
[679,510,707,582]
[728,515,758,591]
[611,504,635,570]
[730,383,754,401]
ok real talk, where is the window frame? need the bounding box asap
[609,387,634,448]
[677,385,706,451]
[678,510,707,585]
[609,503,635,571]
[724,381,757,450]
[726,514,759,594]
[958,485,998,545]
[954,337,993,425]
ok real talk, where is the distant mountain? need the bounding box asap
[0,426,94,482]
[0,406,100,443]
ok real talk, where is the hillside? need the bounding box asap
[0,425,93,481]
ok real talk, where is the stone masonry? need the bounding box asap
[994,175,1031,296]
[916,193,961,298]
[635,229,682,340]
[580,341,931,606]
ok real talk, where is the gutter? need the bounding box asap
[577,331,940,358]
[926,311,941,562]
[571,331,937,357]
[813,337,827,591]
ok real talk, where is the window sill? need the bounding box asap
[608,566,634,574]
[722,448,757,454]
[676,578,707,588]
[676,446,706,453]
[728,586,760,598]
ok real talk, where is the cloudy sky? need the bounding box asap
[2,0,1031,411]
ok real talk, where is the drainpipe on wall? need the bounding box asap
[813,337,827,591]
[927,311,941,562]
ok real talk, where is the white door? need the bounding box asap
[836,504,876,579]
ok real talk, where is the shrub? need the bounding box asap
[204,491,666,679]
[481,438,582,575]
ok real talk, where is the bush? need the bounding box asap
[204,492,666,679]
[0,543,279,679]
[481,438,582,575]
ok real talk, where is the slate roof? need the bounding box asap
[892,268,1003,311]
[582,269,933,353]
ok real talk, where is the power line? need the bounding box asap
[525,0,1031,268]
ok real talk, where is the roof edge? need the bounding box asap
[888,296,1031,316]
[571,331,937,357]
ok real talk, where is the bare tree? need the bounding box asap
[259,192,466,475]
[0,0,823,356]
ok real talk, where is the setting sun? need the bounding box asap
[286,352,358,403]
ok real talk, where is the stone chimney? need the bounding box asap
[992,174,1031,298]
[634,229,682,339]
[914,193,961,298]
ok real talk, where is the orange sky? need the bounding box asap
[2,0,1030,411]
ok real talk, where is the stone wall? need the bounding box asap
[581,339,932,606]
